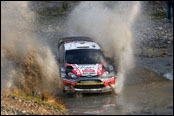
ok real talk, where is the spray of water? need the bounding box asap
[65,1,141,94]
[1,1,63,96]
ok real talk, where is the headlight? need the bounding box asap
[102,71,109,77]
[108,65,114,71]
[68,72,77,79]
[102,71,115,78]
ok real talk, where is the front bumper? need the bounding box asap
[64,85,115,93]
[63,77,116,93]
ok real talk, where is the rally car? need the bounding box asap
[57,37,116,93]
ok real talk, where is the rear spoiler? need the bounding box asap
[58,36,93,47]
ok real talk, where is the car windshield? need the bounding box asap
[65,49,106,64]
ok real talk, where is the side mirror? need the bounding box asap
[66,66,73,70]
[60,67,65,72]
[105,57,114,64]
[108,65,114,71]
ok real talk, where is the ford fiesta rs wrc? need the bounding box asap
[57,37,116,93]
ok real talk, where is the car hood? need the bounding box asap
[69,64,104,76]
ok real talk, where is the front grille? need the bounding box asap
[75,79,104,89]
[79,80,102,83]
[75,84,105,89]
[79,76,99,78]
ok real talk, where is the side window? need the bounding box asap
[58,44,65,65]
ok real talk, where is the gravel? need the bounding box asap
[133,18,173,57]
[1,94,68,115]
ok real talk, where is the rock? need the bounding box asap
[22,110,26,114]
[167,106,173,109]
[163,73,173,80]
[19,99,22,103]
[167,41,171,44]
[167,63,173,66]
[158,27,163,30]
[163,36,168,39]
[12,96,17,99]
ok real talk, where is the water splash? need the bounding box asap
[65,1,141,94]
[1,1,63,96]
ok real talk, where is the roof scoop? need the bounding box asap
[76,42,90,48]
[79,41,85,44]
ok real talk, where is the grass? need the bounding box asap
[151,10,173,20]
[35,5,68,17]
[37,9,63,16]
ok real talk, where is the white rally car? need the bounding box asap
[57,37,116,93]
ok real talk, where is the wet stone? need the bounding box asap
[167,106,173,110]
[12,96,17,99]
[22,110,26,114]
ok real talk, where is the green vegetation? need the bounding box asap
[151,10,167,20]
[36,8,65,16]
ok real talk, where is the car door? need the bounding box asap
[58,44,66,69]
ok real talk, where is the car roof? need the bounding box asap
[64,41,101,50]
[58,36,93,48]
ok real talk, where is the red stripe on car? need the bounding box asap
[97,64,104,75]
[103,77,115,87]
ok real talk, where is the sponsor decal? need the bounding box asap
[76,82,103,85]
[97,64,104,75]
[71,64,82,76]
[65,41,73,43]
[82,69,95,73]
[78,65,96,69]
[66,63,104,76]
[102,77,115,86]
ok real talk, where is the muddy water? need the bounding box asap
[62,67,173,115]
